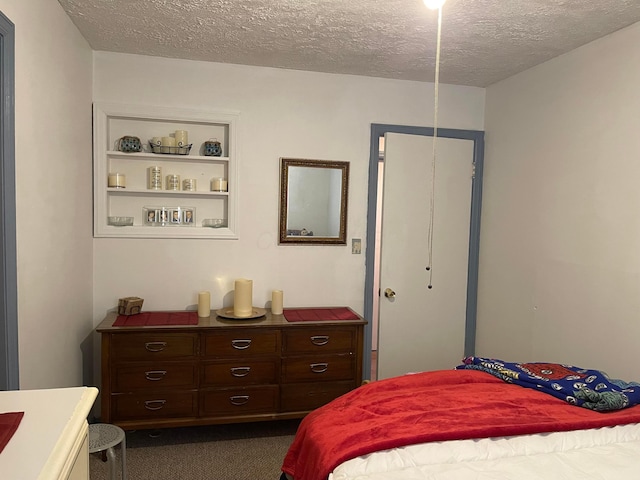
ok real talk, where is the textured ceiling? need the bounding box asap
[58,0,640,87]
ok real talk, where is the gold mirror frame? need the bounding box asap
[279,158,349,245]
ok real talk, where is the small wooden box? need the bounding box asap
[118,297,144,315]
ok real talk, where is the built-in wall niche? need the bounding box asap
[93,102,239,239]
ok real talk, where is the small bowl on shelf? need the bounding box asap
[108,216,134,227]
[202,218,226,228]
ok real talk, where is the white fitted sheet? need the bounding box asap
[329,423,640,480]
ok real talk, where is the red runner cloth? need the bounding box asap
[282,369,640,480]
[283,307,359,322]
[112,311,198,326]
[0,411,24,454]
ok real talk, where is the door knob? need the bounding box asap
[384,288,396,298]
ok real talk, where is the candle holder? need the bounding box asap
[182,178,197,191]
[108,173,126,188]
[147,166,162,190]
[211,177,228,192]
[215,307,266,320]
[203,139,222,156]
[148,140,192,155]
[166,174,180,191]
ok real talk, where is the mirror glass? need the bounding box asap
[279,158,349,245]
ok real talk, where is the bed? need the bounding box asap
[280,358,640,480]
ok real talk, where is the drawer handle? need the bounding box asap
[310,335,329,346]
[231,339,252,350]
[229,395,250,406]
[310,362,329,373]
[230,366,251,377]
[145,370,167,381]
[144,341,167,352]
[144,399,166,411]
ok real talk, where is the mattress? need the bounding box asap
[330,423,640,479]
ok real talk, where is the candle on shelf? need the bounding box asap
[211,178,228,192]
[147,166,162,190]
[166,174,180,191]
[174,130,188,147]
[182,178,197,191]
[197,291,210,318]
[161,136,176,153]
[108,173,126,188]
[271,290,283,315]
[233,278,253,317]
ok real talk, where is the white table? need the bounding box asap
[0,386,98,480]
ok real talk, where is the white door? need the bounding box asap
[377,132,474,380]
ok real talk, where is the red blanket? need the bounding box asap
[281,369,640,480]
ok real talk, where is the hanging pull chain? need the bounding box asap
[426,6,443,290]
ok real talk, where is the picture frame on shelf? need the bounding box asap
[145,209,158,225]
[143,206,196,227]
[183,209,195,224]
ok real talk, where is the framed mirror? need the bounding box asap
[279,158,349,245]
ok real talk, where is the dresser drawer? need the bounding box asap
[283,327,356,354]
[280,381,353,412]
[112,363,197,392]
[281,354,354,383]
[202,329,279,357]
[111,333,198,360]
[200,386,279,416]
[201,360,277,387]
[111,391,198,420]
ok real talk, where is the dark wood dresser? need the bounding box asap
[96,308,366,430]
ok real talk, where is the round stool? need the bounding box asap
[89,423,127,480]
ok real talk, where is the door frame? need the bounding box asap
[0,10,18,390]
[363,124,485,380]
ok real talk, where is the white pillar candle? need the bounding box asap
[182,178,197,191]
[271,290,283,315]
[174,130,188,147]
[166,174,180,190]
[234,279,253,317]
[147,166,162,190]
[161,136,176,153]
[211,178,228,192]
[108,173,126,188]
[197,291,210,318]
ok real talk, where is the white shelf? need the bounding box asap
[107,188,229,197]
[93,102,240,239]
[106,150,231,163]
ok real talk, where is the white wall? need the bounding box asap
[92,53,485,330]
[479,21,640,380]
[0,1,94,388]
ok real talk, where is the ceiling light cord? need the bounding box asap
[426,5,442,290]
